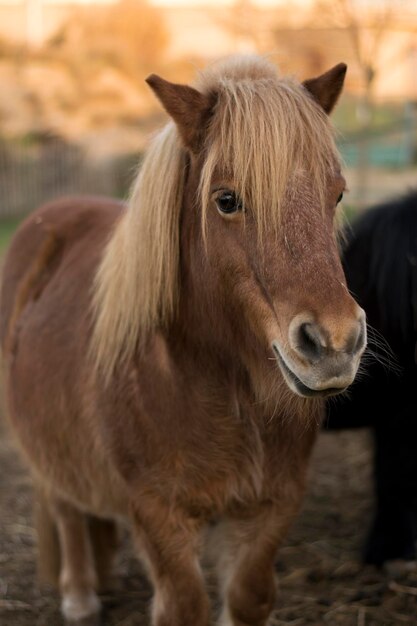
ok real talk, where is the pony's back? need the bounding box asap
[0,196,122,355]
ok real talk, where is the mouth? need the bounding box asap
[272,343,347,398]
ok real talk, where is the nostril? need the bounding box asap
[296,323,324,362]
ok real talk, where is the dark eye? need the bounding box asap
[216,191,243,214]
[337,192,344,204]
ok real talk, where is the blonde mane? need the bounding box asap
[92,55,340,379]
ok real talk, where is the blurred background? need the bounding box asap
[0,0,415,236]
[0,4,417,625]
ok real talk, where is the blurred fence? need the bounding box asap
[341,122,415,168]
[338,109,417,208]
[0,136,141,218]
[0,118,416,218]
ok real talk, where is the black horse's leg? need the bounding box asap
[364,403,417,567]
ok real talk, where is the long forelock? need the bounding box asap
[199,68,339,239]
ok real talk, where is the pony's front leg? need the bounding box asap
[131,499,210,626]
[217,505,298,626]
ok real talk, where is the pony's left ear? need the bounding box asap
[303,63,347,114]
[146,74,214,153]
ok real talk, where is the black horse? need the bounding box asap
[326,190,417,567]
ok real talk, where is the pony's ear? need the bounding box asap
[303,63,347,114]
[146,74,214,153]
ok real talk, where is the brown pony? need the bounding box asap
[0,56,366,626]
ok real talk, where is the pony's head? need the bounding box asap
[94,56,365,397]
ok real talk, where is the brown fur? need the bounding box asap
[6,227,61,355]
[1,56,364,626]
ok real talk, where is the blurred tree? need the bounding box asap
[311,0,402,206]
[25,0,44,48]
[48,0,168,78]
[228,0,261,52]
[312,0,398,124]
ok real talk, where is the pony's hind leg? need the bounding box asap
[35,486,61,587]
[89,515,119,592]
[50,497,101,624]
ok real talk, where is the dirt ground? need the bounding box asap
[1,417,417,626]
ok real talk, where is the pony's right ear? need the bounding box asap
[146,74,214,153]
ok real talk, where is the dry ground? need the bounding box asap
[1,417,417,626]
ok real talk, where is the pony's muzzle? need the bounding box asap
[289,310,366,364]
[272,309,366,398]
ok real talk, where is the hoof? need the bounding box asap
[62,590,101,624]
